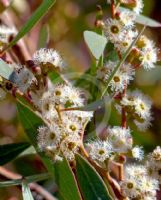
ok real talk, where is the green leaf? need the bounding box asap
[55,158,82,200]
[0,59,14,79]
[38,24,49,49]
[0,173,51,188]
[22,181,34,200]
[120,7,161,27]
[0,179,22,188]
[17,102,55,175]
[0,142,30,165]
[76,154,111,200]
[5,0,56,51]
[84,31,107,59]
[26,173,51,183]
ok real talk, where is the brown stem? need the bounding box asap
[111,0,115,19]
[0,167,57,200]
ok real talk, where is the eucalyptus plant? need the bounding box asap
[0,0,160,200]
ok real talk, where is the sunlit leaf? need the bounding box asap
[0,59,13,80]
[84,31,107,59]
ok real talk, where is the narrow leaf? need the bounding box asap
[84,31,107,59]
[38,24,49,49]
[55,158,82,200]
[0,142,30,165]
[5,0,56,51]
[22,181,34,200]
[26,173,51,183]
[0,179,22,188]
[76,154,111,200]
[0,173,51,188]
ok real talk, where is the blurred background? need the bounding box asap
[0,0,161,199]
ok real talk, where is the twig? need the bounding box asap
[111,0,115,19]
[0,167,57,200]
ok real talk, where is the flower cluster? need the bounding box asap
[0,0,160,199]
[120,164,159,199]
[31,49,93,161]
[86,126,144,166]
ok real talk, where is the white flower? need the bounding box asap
[134,118,152,131]
[39,90,58,120]
[52,83,84,107]
[131,146,144,160]
[0,25,16,44]
[87,140,112,162]
[150,146,161,162]
[140,47,157,70]
[119,11,136,27]
[132,0,144,14]
[109,63,135,93]
[63,84,84,107]
[33,48,65,69]
[37,125,62,150]
[62,116,82,135]
[115,29,138,53]
[107,126,133,153]
[138,176,159,196]
[122,164,159,199]
[11,65,35,93]
[133,90,152,119]
[97,61,135,93]
[122,90,152,119]
[120,177,139,198]
[67,110,93,126]
[60,134,81,161]
[104,18,124,43]
[136,35,154,50]
[125,164,147,178]
[146,147,161,183]
[146,160,161,183]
